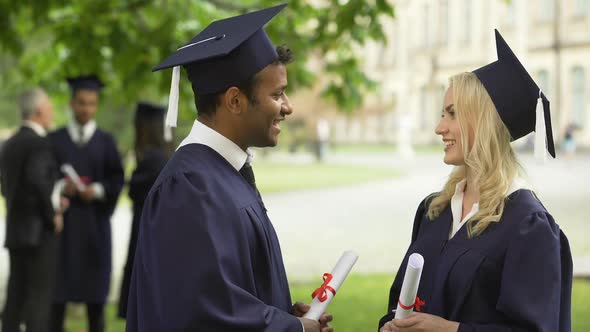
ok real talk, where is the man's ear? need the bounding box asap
[222,87,247,115]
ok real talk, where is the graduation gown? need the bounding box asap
[118,148,168,318]
[126,143,301,331]
[49,127,124,303]
[378,190,572,332]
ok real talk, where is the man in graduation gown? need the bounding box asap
[126,4,332,332]
[1,88,65,331]
[49,75,124,332]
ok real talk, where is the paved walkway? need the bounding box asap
[265,151,590,281]
[0,150,588,304]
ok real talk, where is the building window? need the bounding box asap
[439,0,449,46]
[390,22,398,66]
[461,0,471,44]
[538,0,554,21]
[575,0,590,16]
[420,86,429,130]
[537,69,551,98]
[504,0,516,26]
[571,67,586,127]
[423,3,431,47]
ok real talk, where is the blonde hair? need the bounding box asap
[427,72,523,237]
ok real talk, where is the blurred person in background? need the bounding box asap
[49,75,124,332]
[379,30,571,332]
[117,102,171,319]
[1,88,67,332]
[314,117,330,162]
[562,123,578,159]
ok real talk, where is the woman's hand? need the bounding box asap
[381,312,459,332]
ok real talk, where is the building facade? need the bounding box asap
[328,0,590,148]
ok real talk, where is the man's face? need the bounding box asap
[243,63,293,148]
[70,89,99,125]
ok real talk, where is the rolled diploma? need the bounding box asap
[61,163,87,192]
[303,250,359,320]
[395,253,424,319]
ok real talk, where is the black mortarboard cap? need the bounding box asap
[153,3,287,95]
[135,102,165,122]
[473,29,555,158]
[66,75,104,92]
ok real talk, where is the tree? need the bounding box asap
[0,0,394,150]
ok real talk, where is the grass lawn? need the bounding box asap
[65,275,590,331]
[254,161,400,193]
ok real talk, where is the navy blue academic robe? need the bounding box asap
[378,190,572,332]
[49,127,124,303]
[118,148,168,318]
[126,143,302,332]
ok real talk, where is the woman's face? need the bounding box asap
[435,88,467,166]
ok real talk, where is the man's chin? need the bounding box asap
[253,137,278,148]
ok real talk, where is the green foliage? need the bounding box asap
[0,0,394,151]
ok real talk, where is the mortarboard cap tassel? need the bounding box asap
[164,65,181,141]
[534,90,547,163]
[472,29,556,159]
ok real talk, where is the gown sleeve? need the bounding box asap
[458,212,572,332]
[378,196,430,330]
[125,171,301,332]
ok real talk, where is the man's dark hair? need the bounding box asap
[194,44,293,118]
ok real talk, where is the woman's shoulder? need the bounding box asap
[505,189,549,216]
[502,189,561,242]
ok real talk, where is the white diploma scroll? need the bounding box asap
[395,253,424,319]
[303,250,359,320]
[60,163,87,192]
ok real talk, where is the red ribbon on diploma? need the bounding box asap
[311,273,337,302]
[398,296,425,312]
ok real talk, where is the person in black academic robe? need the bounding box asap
[117,102,170,319]
[378,30,572,332]
[49,75,124,332]
[0,89,66,332]
[126,4,332,332]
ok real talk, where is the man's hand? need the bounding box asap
[293,302,334,332]
[79,186,96,202]
[59,196,70,213]
[53,213,64,234]
[63,178,77,197]
[298,317,321,332]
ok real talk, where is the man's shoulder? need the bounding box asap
[154,146,240,194]
[93,127,116,141]
[5,127,44,149]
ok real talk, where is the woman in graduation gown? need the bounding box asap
[117,102,170,318]
[379,30,572,332]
